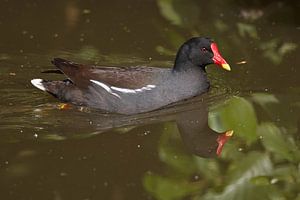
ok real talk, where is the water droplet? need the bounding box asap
[82,9,91,14]
[270,178,278,184]
[60,172,67,177]
[144,130,150,136]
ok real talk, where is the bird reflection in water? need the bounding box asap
[175,105,233,158]
[49,95,233,158]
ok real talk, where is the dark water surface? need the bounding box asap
[0,1,299,200]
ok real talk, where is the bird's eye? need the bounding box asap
[201,47,208,52]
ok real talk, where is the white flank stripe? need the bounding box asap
[90,80,111,92]
[111,85,156,93]
[147,85,156,88]
[31,79,46,91]
[90,80,156,96]
[90,80,120,98]
[110,86,136,93]
[143,87,152,91]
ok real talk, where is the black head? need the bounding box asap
[174,37,230,71]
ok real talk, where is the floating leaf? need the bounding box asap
[257,123,300,162]
[143,173,201,200]
[193,157,221,182]
[251,93,279,106]
[209,96,257,143]
[227,152,273,184]
[202,152,278,200]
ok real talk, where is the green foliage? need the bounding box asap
[143,173,201,200]
[209,96,258,143]
[251,93,279,107]
[227,152,273,184]
[257,123,300,162]
[201,153,279,200]
[144,95,300,200]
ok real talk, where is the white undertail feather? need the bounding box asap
[31,79,46,91]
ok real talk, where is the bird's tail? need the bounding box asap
[31,79,69,98]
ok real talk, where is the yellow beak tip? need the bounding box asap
[222,64,231,71]
[225,130,234,137]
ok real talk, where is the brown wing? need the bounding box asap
[51,58,167,89]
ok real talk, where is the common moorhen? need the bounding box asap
[31,37,230,114]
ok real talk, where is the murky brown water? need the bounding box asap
[0,1,299,200]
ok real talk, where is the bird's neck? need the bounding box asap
[172,52,206,73]
[172,60,206,74]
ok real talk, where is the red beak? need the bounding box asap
[216,130,234,156]
[211,43,231,71]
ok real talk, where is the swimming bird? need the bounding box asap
[31,37,230,114]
